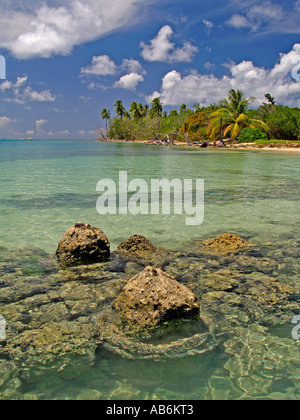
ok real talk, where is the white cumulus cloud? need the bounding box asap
[81,55,146,90]
[121,59,145,75]
[81,55,118,76]
[146,44,300,107]
[114,73,144,90]
[0,76,56,104]
[140,25,198,63]
[0,116,15,128]
[227,14,253,29]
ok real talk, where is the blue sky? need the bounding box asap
[1,0,300,139]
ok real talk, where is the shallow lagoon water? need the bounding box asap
[0,140,299,400]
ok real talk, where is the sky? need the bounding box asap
[1,0,300,139]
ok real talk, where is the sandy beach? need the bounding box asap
[103,138,300,153]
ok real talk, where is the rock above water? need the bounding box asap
[203,233,252,254]
[56,222,110,266]
[112,266,200,330]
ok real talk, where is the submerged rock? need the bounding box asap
[116,234,173,268]
[7,320,97,382]
[112,266,200,331]
[56,222,110,266]
[203,233,252,254]
[117,235,159,259]
[1,232,298,398]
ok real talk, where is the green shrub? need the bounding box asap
[108,117,135,140]
[265,106,299,140]
[238,127,268,143]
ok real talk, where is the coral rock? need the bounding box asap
[203,233,252,254]
[56,222,110,266]
[112,266,200,330]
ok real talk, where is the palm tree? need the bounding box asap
[129,102,141,119]
[149,98,163,140]
[142,104,149,118]
[149,97,163,119]
[220,89,254,117]
[169,109,178,117]
[259,93,276,117]
[265,93,276,106]
[137,103,145,117]
[180,104,187,113]
[101,108,110,133]
[123,110,131,120]
[209,89,268,140]
[114,100,125,120]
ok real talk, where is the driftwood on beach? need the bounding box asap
[100,137,300,151]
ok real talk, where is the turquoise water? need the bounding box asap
[0,140,299,400]
[1,140,299,251]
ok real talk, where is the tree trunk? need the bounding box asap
[156,119,161,140]
[220,117,225,146]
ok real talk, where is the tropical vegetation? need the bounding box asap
[208,89,269,140]
[99,90,300,143]
[238,128,268,143]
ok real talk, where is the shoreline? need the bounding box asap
[103,138,300,153]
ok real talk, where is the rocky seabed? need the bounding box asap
[0,226,299,400]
